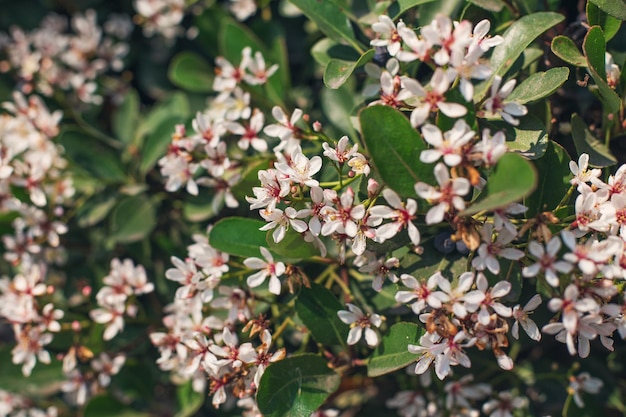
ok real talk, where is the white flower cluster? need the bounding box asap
[158,47,278,211]
[0,93,73,378]
[367,14,527,127]
[151,231,285,411]
[0,389,58,417]
[0,10,129,104]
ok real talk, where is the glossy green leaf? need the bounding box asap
[257,354,340,417]
[268,228,319,260]
[589,0,626,20]
[360,105,434,198]
[183,192,218,222]
[208,217,269,258]
[58,128,126,182]
[400,245,468,280]
[139,92,190,139]
[388,0,437,18]
[367,322,424,377]
[289,0,364,52]
[109,195,157,244]
[321,77,358,136]
[474,12,564,100]
[583,26,621,113]
[112,89,140,145]
[587,1,622,41]
[139,115,186,174]
[295,283,349,348]
[482,115,549,159]
[311,38,359,68]
[508,67,570,104]
[0,348,64,396]
[175,381,204,417]
[76,193,118,228]
[551,36,587,67]
[466,0,505,12]
[571,113,616,168]
[524,141,571,217]
[324,49,375,89]
[417,0,465,27]
[84,395,150,417]
[462,153,538,216]
[168,51,214,93]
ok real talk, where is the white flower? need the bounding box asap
[420,120,475,167]
[415,163,471,224]
[511,294,542,341]
[522,237,572,287]
[370,15,405,56]
[337,303,382,347]
[244,247,285,295]
[568,372,603,407]
[483,75,528,126]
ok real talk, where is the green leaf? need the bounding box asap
[183,192,218,222]
[168,51,214,93]
[112,89,140,145]
[482,115,549,159]
[311,38,359,68]
[257,354,340,417]
[388,0,437,18]
[139,92,190,139]
[583,26,622,113]
[268,228,319,260]
[587,1,622,41]
[109,195,157,244]
[551,36,587,67]
[295,283,349,348]
[321,77,358,137]
[0,348,64,397]
[58,128,126,182]
[289,0,364,52]
[360,105,434,198]
[525,141,572,217]
[323,49,375,89]
[84,395,150,417]
[508,67,570,104]
[400,244,468,280]
[175,381,204,417]
[208,217,269,258]
[466,0,505,12]
[461,153,538,216]
[367,322,424,377]
[571,113,617,168]
[474,12,564,100]
[589,0,626,20]
[139,115,185,174]
[76,193,119,228]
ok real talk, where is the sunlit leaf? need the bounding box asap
[112,89,140,145]
[289,0,365,52]
[571,113,616,168]
[323,49,375,89]
[462,153,538,215]
[583,26,621,113]
[257,354,340,417]
[508,67,570,104]
[367,322,424,377]
[551,36,587,67]
[209,217,269,258]
[168,51,214,93]
[295,283,349,348]
[360,105,434,198]
[109,195,157,244]
[474,12,564,100]
[525,141,572,217]
[588,0,626,20]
